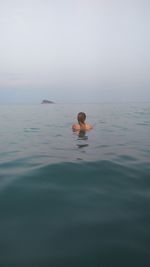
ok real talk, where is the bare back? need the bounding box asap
[72,123,92,131]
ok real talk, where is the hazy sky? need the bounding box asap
[0,0,150,103]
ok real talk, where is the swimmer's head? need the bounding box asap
[77,112,86,124]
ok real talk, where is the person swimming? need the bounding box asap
[72,112,93,131]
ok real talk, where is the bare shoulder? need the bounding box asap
[72,123,93,131]
[85,123,93,130]
[72,124,80,130]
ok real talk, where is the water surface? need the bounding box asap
[0,103,150,266]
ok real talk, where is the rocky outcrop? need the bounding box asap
[41,99,54,104]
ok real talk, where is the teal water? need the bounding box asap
[0,103,150,266]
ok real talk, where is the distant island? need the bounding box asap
[41,99,54,104]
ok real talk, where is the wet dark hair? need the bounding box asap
[77,112,86,125]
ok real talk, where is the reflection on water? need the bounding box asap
[77,130,89,148]
[77,130,88,140]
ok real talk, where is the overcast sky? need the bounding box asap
[0,0,150,103]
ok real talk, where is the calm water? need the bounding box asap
[0,103,150,266]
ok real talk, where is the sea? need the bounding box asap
[0,102,150,267]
